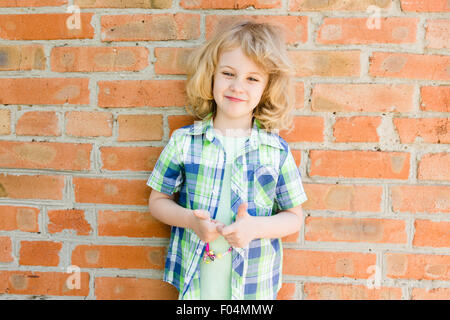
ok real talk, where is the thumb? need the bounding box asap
[236,202,249,219]
[193,209,210,220]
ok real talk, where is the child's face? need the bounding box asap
[213,47,269,126]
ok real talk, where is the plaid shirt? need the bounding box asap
[146,114,307,300]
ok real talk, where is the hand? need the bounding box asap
[191,209,225,243]
[216,203,255,248]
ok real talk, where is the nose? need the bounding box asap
[230,77,245,92]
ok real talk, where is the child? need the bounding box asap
[147,19,308,300]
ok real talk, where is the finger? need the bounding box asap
[215,222,225,234]
[236,202,249,219]
[220,224,235,236]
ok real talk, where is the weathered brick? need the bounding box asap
[309,150,410,179]
[100,146,163,171]
[0,109,11,135]
[181,0,281,9]
[95,277,178,300]
[411,288,450,300]
[65,111,113,137]
[51,46,149,72]
[369,52,450,81]
[16,111,60,136]
[305,217,407,243]
[73,177,149,205]
[400,0,450,12]
[0,237,13,263]
[311,83,414,112]
[280,116,324,142]
[101,13,200,41]
[420,86,450,112]
[290,0,392,11]
[0,45,45,70]
[386,253,450,280]
[98,210,170,238]
[391,185,450,213]
[0,205,39,232]
[0,141,91,171]
[290,51,360,77]
[418,153,450,181]
[19,241,62,266]
[393,118,449,144]
[47,209,92,236]
[0,13,94,40]
[426,19,450,49]
[302,184,382,212]
[413,220,450,248]
[284,249,376,278]
[304,282,402,300]
[0,174,64,200]
[333,116,381,142]
[0,78,90,105]
[71,245,165,269]
[98,80,186,108]
[317,17,417,44]
[117,114,163,142]
[75,0,172,8]
[0,0,67,6]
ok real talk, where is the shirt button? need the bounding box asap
[196,248,203,255]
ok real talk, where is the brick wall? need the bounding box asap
[0,0,449,300]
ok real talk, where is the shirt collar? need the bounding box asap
[188,112,284,151]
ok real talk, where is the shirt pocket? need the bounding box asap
[253,164,278,211]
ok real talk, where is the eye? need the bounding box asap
[249,77,259,82]
[222,72,233,77]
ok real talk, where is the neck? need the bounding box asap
[212,116,253,137]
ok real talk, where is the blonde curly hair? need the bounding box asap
[185,19,296,133]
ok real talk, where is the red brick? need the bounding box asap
[0,141,91,171]
[73,177,149,205]
[386,253,450,280]
[302,184,382,212]
[0,13,94,40]
[154,47,194,75]
[100,146,163,171]
[0,78,90,105]
[0,109,11,135]
[309,150,410,179]
[290,50,360,77]
[412,288,450,300]
[206,15,308,45]
[0,174,64,200]
[369,52,450,81]
[117,114,163,142]
[101,13,200,41]
[0,0,67,6]
[391,185,450,214]
[71,245,165,269]
[0,205,39,232]
[0,45,45,70]
[305,217,407,244]
[420,86,450,112]
[311,83,414,112]
[304,282,402,300]
[181,0,281,9]
[51,46,149,72]
[400,0,450,12]
[0,237,13,263]
[413,220,450,248]
[16,111,60,136]
[426,19,450,49]
[333,116,381,142]
[418,153,450,181]
[284,249,376,278]
[19,241,62,266]
[277,283,296,300]
[290,0,392,11]
[295,82,305,109]
[47,209,92,236]
[317,17,417,44]
[280,116,324,142]
[98,210,170,238]
[75,0,172,8]
[98,80,186,108]
[394,118,449,144]
[168,115,195,137]
[65,111,113,137]
[0,271,89,297]
[95,277,177,300]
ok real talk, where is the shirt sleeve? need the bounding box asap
[146,130,184,195]
[275,145,308,211]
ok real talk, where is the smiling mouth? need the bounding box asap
[226,96,244,102]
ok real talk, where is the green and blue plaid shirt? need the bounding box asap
[146,114,308,300]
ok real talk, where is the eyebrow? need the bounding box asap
[219,65,264,76]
